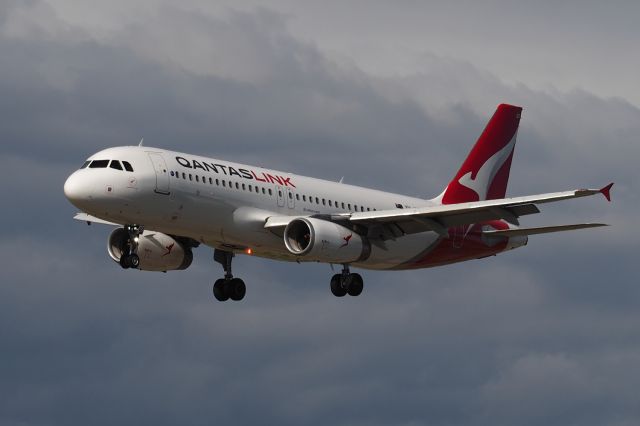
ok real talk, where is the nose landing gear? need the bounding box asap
[119,224,144,269]
[212,249,246,301]
[330,265,364,297]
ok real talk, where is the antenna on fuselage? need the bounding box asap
[138,138,144,147]
[339,177,344,183]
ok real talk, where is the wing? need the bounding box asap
[73,212,120,226]
[264,183,613,239]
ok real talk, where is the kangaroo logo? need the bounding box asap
[340,234,353,248]
[162,243,175,257]
[458,134,516,201]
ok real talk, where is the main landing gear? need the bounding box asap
[330,265,364,297]
[119,224,143,269]
[212,249,246,302]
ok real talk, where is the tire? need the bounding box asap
[330,274,347,297]
[213,279,229,301]
[129,254,140,269]
[229,278,246,301]
[347,273,363,296]
[119,255,130,269]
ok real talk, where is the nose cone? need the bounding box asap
[64,171,91,208]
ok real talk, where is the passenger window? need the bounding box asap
[196,175,199,182]
[209,177,213,184]
[80,160,91,169]
[328,200,332,207]
[109,160,123,170]
[216,179,219,186]
[322,199,326,206]
[296,194,300,201]
[303,195,307,202]
[122,161,134,172]
[182,172,186,179]
[189,174,193,181]
[170,171,175,177]
[342,202,345,209]
[248,185,252,192]
[222,180,226,187]
[288,192,292,199]
[262,188,266,194]
[202,176,206,183]
[89,160,109,168]
[348,204,351,210]
[242,183,246,190]
[315,197,319,204]
[269,189,273,196]
[235,182,239,189]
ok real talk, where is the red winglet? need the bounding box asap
[600,182,614,202]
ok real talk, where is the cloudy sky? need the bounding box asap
[1,1,638,425]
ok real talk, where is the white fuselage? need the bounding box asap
[64,146,517,270]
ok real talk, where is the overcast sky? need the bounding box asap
[1,1,638,425]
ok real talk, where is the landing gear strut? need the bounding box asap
[212,249,246,302]
[119,224,144,269]
[330,265,364,297]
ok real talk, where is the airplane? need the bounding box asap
[63,104,613,302]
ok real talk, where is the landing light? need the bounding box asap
[134,237,139,243]
[245,248,253,255]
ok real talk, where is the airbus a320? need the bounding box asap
[64,104,613,301]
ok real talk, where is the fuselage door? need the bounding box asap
[286,188,295,209]
[147,152,170,195]
[276,186,285,207]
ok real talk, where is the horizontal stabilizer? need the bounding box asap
[482,223,608,237]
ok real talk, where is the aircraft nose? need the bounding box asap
[64,171,91,206]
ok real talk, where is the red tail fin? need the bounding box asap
[439,104,522,204]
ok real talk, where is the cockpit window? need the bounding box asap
[109,160,123,170]
[122,161,134,172]
[80,160,91,169]
[89,160,109,168]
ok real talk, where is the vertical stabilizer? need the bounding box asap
[438,104,522,204]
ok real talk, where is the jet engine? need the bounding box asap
[283,217,370,263]
[108,228,193,271]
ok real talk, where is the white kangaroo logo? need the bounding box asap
[458,134,517,201]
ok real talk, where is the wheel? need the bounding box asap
[213,278,229,301]
[128,253,140,269]
[346,273,363,296]
[330,274,347,297]
[228,278,246,301]
[119,255,130,269]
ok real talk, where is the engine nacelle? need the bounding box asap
[284,217,370,263]
[108,228,193,271]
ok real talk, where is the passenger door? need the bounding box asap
[147,152,170,195]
